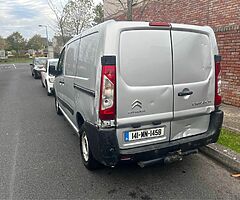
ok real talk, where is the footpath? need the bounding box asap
[200,104,240,174]
[222,104,240,133]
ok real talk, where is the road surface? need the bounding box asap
[0,63,239,199]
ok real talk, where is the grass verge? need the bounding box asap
[218,128,240,153]
[0,57,32,64]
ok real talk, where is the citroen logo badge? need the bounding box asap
[131,99,142,109]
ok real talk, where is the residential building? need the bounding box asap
[104,0,240,107]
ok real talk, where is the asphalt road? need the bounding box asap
[0,63,239,200]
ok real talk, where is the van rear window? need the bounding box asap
[119,30,172,86]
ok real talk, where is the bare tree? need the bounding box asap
[63,0,94,36]
[105,0,151,21]
[48,0,68,44]
[48,0,94,41]
[126,0,133,20]
[116,0,135,20]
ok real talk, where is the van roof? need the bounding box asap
[66,20,217,53]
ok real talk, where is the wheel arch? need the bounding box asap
[76,112,85,131]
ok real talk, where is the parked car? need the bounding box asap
[30,57,47,79]
[41,58,59,96]
[54,20,223,170]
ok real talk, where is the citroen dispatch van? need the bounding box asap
[54,20,223,170]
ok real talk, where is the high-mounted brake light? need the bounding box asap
[99,56,116,120]
[149,22,171,27]
[214,55,222,106]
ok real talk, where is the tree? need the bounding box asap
[48,0,68,44]
[49,0,94,43]
[0,36,8,50]
[6,32,26,53]
[105,0,151,21]
[27,34,45,50]
[93,3,104,25]
[63,0,94,36]
[126,0,133,21]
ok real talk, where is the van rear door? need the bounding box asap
[171,27,215,140]
[117,29,173,149]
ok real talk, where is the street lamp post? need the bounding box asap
[38,24,49,57]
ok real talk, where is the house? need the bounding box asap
[104,0,240,107]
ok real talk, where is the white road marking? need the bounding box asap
[9,132,20,200]
[12,64,16,69]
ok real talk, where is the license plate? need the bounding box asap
[124,127,165,142]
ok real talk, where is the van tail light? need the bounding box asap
[214,55,222,106]
[99,57,116,120]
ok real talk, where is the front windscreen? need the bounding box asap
[49,61,58,67]
[48,60,58,75]
[35,58,47,65]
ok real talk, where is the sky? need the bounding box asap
[0,0,102,40]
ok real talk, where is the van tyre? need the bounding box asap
[33,71,38,79]
[46,82,51,96]
[55,96,62,115]
[80,128,100,170]
[41,80,45,88]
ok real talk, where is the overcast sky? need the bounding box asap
[0,0,102,40]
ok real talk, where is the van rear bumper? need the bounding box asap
[85,110,223,167]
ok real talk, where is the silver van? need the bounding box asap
[54,20,223,170]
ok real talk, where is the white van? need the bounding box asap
[41,58,59,96]
[54,20,223,170]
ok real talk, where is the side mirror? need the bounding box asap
[49,65,58,76]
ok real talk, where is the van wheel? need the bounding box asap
[41,80,45,88]
[55,96,62,115]
[46,82,51,96]
[80,129,100,170]
[34,71,38,79]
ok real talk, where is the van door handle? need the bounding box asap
[178,89,193,96]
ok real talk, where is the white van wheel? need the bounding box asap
[41,80,45,88]
[33,71,38,79]
[46,83,51,96]
[81,132,89,162]
[79,129,101,170]
[55,97,62,115]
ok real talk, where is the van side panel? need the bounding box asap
[117,29,173,149]
[74,32,100,123]
[171,30,215,140]
[61,39,79,124]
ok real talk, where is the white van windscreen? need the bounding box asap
[119,30,172,87]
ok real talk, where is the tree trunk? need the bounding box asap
[60,26,66,45]
[127,0,133,21]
